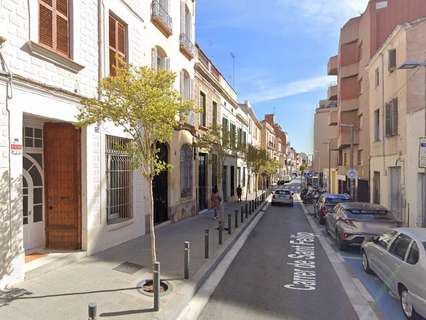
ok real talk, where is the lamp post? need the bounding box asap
[399,59,426,170]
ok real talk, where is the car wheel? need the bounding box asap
[400,286,419,320]
[336,230,347,251]
[362,251,373,274]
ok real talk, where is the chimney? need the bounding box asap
[265,114,275,125]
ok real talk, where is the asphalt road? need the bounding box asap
[198,179,358,320]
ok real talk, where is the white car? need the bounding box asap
[361,228,426,319]
[271,189,293,207]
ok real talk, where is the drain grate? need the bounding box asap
[113,261,144,275]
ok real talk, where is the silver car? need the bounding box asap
[271,189,293,207]
[362,228,426,319]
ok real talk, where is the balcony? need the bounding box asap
[328,83,337,100]
[151,0,173,37]
[180,33,195,59]
[328,109,338,126]
[328,55,338,76]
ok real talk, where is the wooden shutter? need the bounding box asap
[385,102,391,137]
[388,49,396,72]
[392,98,398,136]
[109,13,126,76]
[39,0,69,56]
[180,70,185,97]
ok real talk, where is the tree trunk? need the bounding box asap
[147,177,157,269]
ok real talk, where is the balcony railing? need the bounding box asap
[180,33,195,59]
[151,0,173,37]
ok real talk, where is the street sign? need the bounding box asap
[419,137,426,168]
[347,169,358,180]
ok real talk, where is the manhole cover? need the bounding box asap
[113,262,144,275]
[138,280,170,296]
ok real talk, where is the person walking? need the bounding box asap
[236,185,242,202]
[211,186,222,220]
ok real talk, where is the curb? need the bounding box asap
[156,195,271,320]
[300,202,380,320]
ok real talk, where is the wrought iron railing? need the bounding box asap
[180,33,195,57]
[151,0,173,34]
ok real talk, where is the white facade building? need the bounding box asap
[0,0,195,288]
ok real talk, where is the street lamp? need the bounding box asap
[399,60,426,181]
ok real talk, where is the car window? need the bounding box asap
[347,210,393,220]
[377,230,398,249]
[275,190,290,195]
[406,242,419,265]
[389,234,412,260]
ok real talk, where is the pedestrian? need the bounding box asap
[236,185,242,202]
[211,185,222,220]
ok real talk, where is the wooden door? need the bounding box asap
[153,143,168,224]
[44,123,81,250]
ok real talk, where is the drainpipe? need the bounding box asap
[381,53,386,204]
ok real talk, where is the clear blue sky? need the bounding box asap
[196,0,368,155]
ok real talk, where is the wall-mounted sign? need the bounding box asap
[419,137,426,168]
[11,142,22,155]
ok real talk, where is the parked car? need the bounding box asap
[271,189,294,207]
[362,228,426,319]
[315,193,351,225]
[277,180,285,186]
[283,175,292,183]
[326,202,401,250]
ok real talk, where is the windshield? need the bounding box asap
[276,190,290,195]
[326,197,351,204]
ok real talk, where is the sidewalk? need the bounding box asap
[0,191,269,320]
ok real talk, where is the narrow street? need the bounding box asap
[198,179,358,320]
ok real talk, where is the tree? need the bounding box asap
[76,64,193,268]
[300,160,308,174]
[195,125,235,221]
[243,145,267,198]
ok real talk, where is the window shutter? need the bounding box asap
[393,98,398,136]
[385,102,391,136]
[39,3,53,48]
[189,78,194,100]
[117,23,125,56]
[165,57,170,71]
[151,47,158,70]
[56,15,69,55]
[180,0,185,35]
[56,0,68,15]
[180,70,185,97]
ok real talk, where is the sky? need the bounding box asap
[195,0,369,155]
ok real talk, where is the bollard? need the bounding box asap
[88,303,97,320]
[204,229,209,259]
[245,203,248,218]
[218,221,223,245]
[234,209,238,228]
[184,241,190,280]
[240,206,244,223]
[228,214,232,234]
[153,261,160,311]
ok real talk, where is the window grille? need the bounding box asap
[106,135,132,223]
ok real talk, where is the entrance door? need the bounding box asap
[44,123,81,250]
[153,143,168,224]
[389,167,402,220]
[222,166,227,201]
[23,154,45,250]
[230,166,235,197]
[198,153,207,211]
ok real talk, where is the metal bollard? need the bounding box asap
[204,229,209,259]
[218,221,223,245]
[240,206,244,223]
[228,214,232,234]
[184,241,190,280]
[235,209,238,228]
[88,303,97,320]
[153,261,160,311]
[245,203,248,218]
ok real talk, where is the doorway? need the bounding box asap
[222,166,227,201]
[153,143,169,224]
[389,167,402,220]
[230,166,235,197]
[198,153,208,211]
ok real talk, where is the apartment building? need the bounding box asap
[368,18,426,226]
[327,0,426,201]
[0,0,195,288]
[313,100,339,193]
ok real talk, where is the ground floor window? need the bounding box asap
[106,135,132,224]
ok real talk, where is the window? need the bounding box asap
[376,230,397,249]
[212,101,218,129]
[388,49,397,73]
[237,167,241,185]
[39,0,70,57]
[199,92,207,127]
[407,242,419,265]
[242,167,246,187]
[389,234,412,260]
[151,46,169,71]
[180,144,193,198]
[180,70,192,101]
[222,117,229,146]
[343,152,347,166]
[385,98,398,137]
[106,135,132,224]
[374,109,380,141]
[230,123,236,147]
[238,128,243,148]
[109,13,127,76]
[24,127,43,148]
[212,154,218,190]
[375,67,380,87]
[357,150,362,166]
[373,171,380,204]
